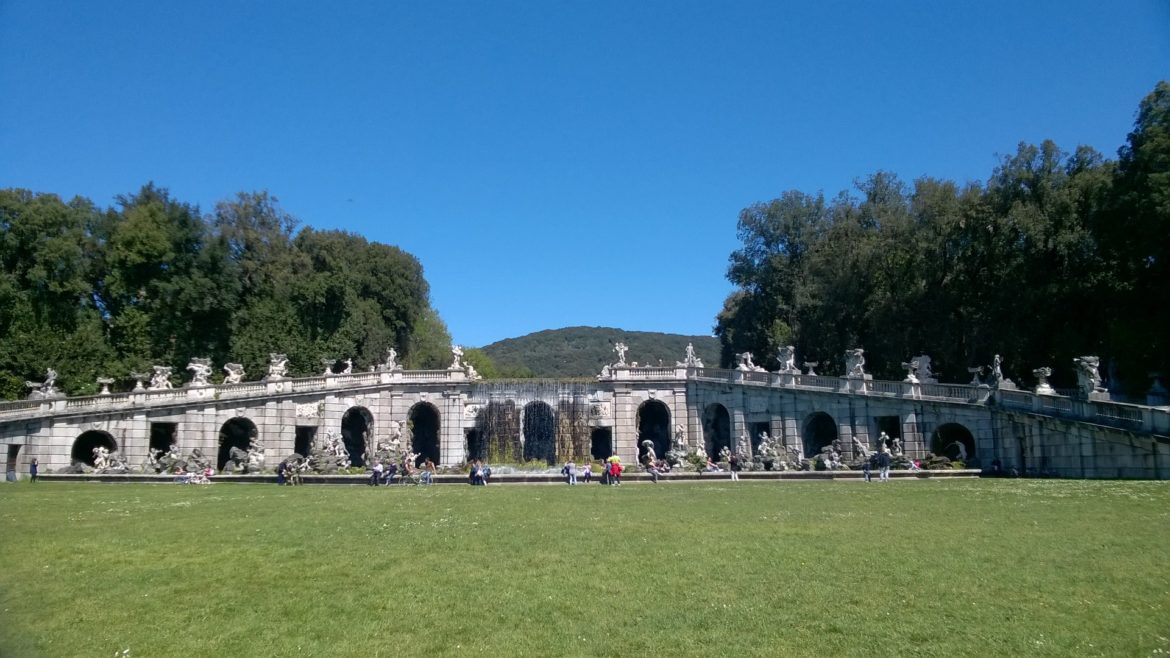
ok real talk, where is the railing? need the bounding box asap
[1093,401,1144,427]
[2,365,1166,439]
[218,383,266,399]
[293,377,328,393]
[997,389,1034,409]
[0,399,46,417]
[870,380,903,396]
[794,375,840,390]
[1038,394,1075,415]
[405,370,448,382]
[920,383,976,402]
[739,370,772,385]
[626,367,679,379]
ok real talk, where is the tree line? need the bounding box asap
[0,185,452,398]
[716,81,1170,396]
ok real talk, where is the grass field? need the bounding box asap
[1,479,1168,657]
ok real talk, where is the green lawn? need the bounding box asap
[1,479,1168,657]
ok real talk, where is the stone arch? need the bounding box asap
[218,417,258,470]
[702,403,731,459]
[802,412,837,457]
[637,399,671,464]
[522,401,557,464]
[341,406,374,467]
[931,422,976,461]
[72,430,117,466]
[409,402,440,466]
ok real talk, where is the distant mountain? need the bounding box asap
[478,327,720,378]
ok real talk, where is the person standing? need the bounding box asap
[729,454,740,481]
[862,456,872,483]
[29,458,38,483]
[565,459,577,485]
[877,448,891,482]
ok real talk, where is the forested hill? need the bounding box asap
[478,327,720,377]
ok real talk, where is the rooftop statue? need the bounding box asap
[802,361,819,376]
[1033,366,1055,395]
[777,346,798,374]
[1074,356,1106,396]
[380,348,400,371]
[451,345,464,369]
[844,349,867,379]
[222,363,246,385]
[24,368,61,399]
[613,342,628,366]
[901,359,919,384]
[914,354,937,383]
[148,366,173,391]
[266,353,289,380]
[186,358,213,387]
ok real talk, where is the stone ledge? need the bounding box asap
[33,469,983,485]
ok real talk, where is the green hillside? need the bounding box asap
[478,327,720,378]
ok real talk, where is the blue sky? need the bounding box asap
[2,1,1167,347]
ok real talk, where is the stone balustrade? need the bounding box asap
[2,365,1166,439]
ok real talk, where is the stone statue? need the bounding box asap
[321,358,336,376]
[186,448,211,472]
[718,445,731,463]
[967,366,985,386]
[845,349,867,379]
[674,424,686,450]
[148,366,174,390]
[96,377,114,395]
[450,345,464,369]
[1033,366,1055,395]
[186,358,213,387]
[129,371,149,392]
[901,359,919,384]
[736,432,752,460]
[988,354,1004,388]
[679,343,704,368]
[266,353,289,380]
[640,439,657,467]
[891,437,903,457]
[914,355,936,383]
[381,348,399,371]
[1074,356,1105,396]
[777,346,798,373]
[341,359,353,375]
[93,445,111,471]
[851,435,870,459]
[613,342,628,366]
[876,431,890,450]
[466,362,481,380]
[945,441,968,461]
[222,363,246,385]
[598,364,612,379]
[803,362,819,376]
[24,368,62,399]
[736,352,765,372]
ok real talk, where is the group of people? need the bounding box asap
[175,465,214,484]
[560,458,624,485]
[368,456,435,486]
[468,460,492,485]
[560,460,593,485]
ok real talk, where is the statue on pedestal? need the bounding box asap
[450,345,464,369]
[223,363,246,385]
[1074,356,1106,396]
[1033,367,1055,395]
[186,358,212,387]
[613,342,628,366]
[148,366,173,391]
[24,368,62,399]
[266,353,289,380]
[844,349,867,379]
[777,346,798,373]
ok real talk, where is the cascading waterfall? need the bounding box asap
[470,379,592,464]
